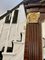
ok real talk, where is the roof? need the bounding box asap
[24,0,45,4]
[0,1,23,20]
[0,0,45,20]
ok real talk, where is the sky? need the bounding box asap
[0,0,23,16]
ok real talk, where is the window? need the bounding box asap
[5,14,11,24]
[12,10,19,24]
[7,41,14,52]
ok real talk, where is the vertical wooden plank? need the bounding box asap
[24,24,29,60]
[24,23,42,60]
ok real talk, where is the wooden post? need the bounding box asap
[23,3,45,60]
[24,23,42,60]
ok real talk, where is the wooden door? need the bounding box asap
[24,23,42,60]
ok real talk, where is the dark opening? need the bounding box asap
[17,33,22,42]
[12,10,19,24]
[5,14,11,24]
[7,41,14,52]
[0,47,5,60]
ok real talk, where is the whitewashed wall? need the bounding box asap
[42,21,45,59]
[0,4,26,50]
[42,22,45,38]
[1,4,26,60]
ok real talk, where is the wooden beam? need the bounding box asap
[0,1,23,20]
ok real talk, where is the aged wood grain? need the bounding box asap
[24,23,42,60]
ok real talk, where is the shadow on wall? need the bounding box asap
[0,47,5,60]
